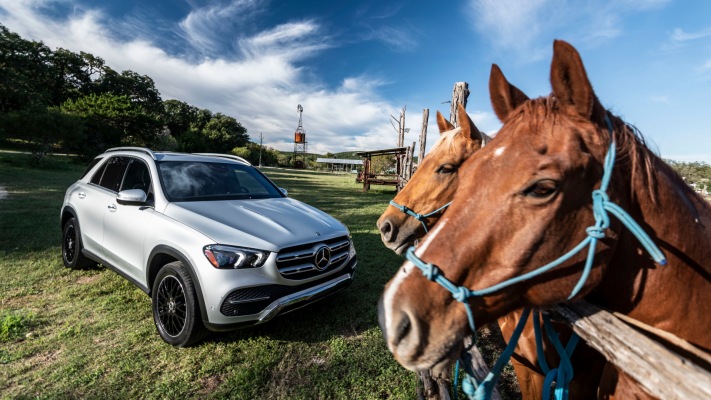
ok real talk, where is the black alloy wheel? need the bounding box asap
[151,261,206,346]
[62,217,94,269]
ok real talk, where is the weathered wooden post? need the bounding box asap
[419,109,429,166]
[450,82,470,127]
[396,107,406,185]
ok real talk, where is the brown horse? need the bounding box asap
[377,105,490,255]
[378,105,592,399]
[379,39,711,398]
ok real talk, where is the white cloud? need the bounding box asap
[179,0,266,53]
[464,0,551,59]
[0,0,406,154]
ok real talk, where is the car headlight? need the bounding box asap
[349,238,356,258]
[203,245,268,269]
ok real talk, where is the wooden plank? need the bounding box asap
[552,302,711,400]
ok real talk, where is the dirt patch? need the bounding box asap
[25,349,63,365]
[197,374,224,395]
[76,275,101,285]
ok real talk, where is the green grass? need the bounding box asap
[0,152,518,399]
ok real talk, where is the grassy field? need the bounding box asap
[0,151,518,399]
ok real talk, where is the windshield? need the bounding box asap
[157,161,283,201]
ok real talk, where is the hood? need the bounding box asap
[163,197,348,251]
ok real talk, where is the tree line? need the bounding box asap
[0,24,274,164]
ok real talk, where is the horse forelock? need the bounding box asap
[429,127,462,155]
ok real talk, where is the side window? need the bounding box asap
[80,157,104,180]
[120,159,152,193]
[98,156,130,192]
[90,160,108,185]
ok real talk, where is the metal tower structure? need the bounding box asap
[293,104,307,168]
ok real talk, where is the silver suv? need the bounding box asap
[60,147,357,346]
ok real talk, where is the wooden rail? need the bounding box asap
[552,302,711,399]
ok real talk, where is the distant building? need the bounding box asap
[315,158,363,172]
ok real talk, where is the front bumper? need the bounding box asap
[203,256,356,332]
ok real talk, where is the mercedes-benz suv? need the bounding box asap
[60,147,357,346]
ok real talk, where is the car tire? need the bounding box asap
[62,217,96,269]
[152,261,206,347]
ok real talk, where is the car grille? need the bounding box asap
[275,236,351,280]
[220,258,356,317]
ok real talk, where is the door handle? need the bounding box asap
[107,204,117,211]
[78,192,86,199]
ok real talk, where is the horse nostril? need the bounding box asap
[378,296,412,348]
[393,311,412,346]
[378,218,397,242]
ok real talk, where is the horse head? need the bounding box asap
[377,104,490,254]
[378,39,671,372]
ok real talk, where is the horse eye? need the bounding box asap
[437,164,458,174]
[523,179,558,198]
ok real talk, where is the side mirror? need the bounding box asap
[117,189,148,205]
[279,188,288,196]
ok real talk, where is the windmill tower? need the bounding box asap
[293,104,307,168]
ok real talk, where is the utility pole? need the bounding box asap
[258,132,263,167]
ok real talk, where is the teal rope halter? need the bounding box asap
[389,200,452,233]
[404,114,667,400]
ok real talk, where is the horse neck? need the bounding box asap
[596,152,711,349]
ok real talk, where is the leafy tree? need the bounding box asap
[0,106,83,164]
[202,113,249,153]
[0,25,53,111]
[61,93,161,159]
[91,67,163,114]
[666,160,711,185]
[371,155,396,174]
[232,146,252,160]
[46,48,100,106]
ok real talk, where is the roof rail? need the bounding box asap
[105,147,157,159]
[192,153,252,165]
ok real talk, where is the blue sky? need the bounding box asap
[2,0,710,162]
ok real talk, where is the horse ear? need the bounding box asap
[489,64,530,122]
[456,104,484,144]
[550,40,602,120]
[436,111,455,134]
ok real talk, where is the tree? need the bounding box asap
[0,106,83,164]
[61,93,161,159]
[231,146,252,161]
[202,113,249,153]
[46,48,98,106]
[91,67,163,114]
[666,159,711,185]
[0,25,53,111]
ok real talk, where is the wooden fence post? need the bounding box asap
[419,109,429,166]
[449,82,470,127]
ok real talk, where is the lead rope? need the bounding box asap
[406,114,667,400]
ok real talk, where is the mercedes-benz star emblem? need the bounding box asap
[314,246,331,270]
